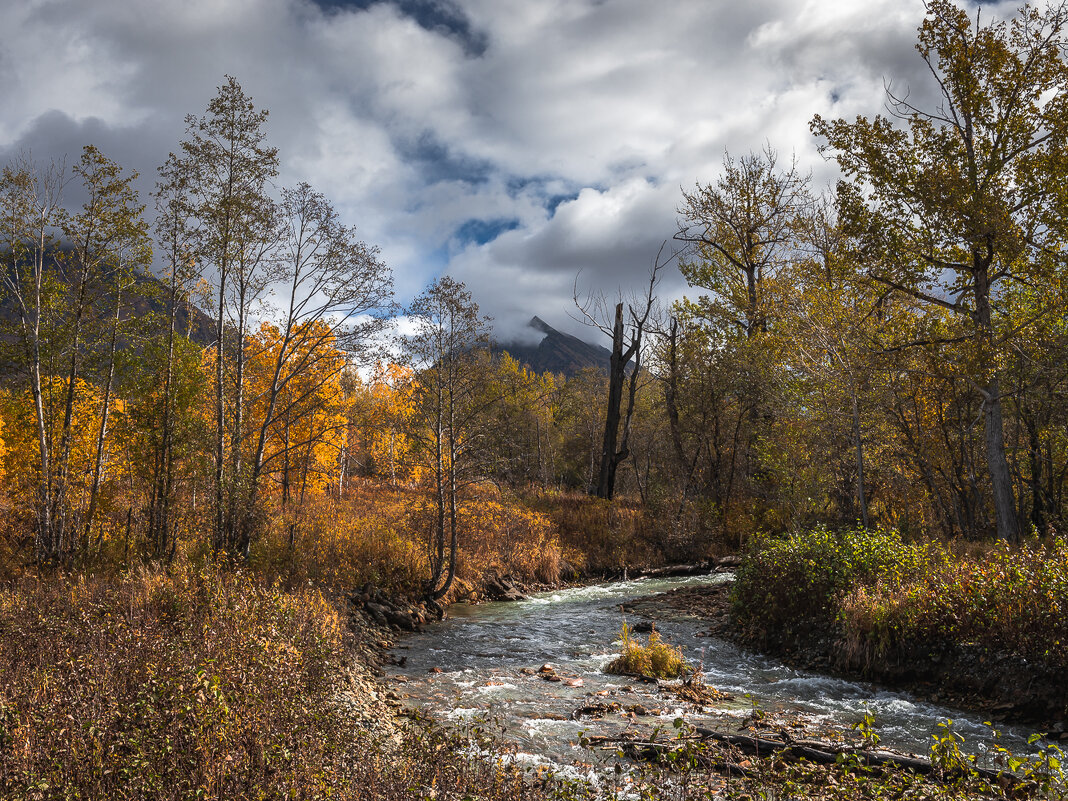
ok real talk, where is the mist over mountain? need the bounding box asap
[493,316,611,378]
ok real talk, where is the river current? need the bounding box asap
[386,573,1029,769]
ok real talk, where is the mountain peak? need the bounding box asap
[494,316,611,378]
[528,315,553,335]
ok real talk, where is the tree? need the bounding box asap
[402,277,492,605]
[67,147,153,548]
[172,76,279,554]
[781,196,881,528]
[144,152,201,558]
[0,155,66,561]
[812,0,1068,540]
[672,149,810,532]
[235,182,392,551]
[0,147,149,562]
[575,252,664,500]
[676,146,811,341]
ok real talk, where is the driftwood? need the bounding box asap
[596,727,1010,785]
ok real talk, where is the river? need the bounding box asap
[386,573,1029,771]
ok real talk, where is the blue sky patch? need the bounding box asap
[312,0,488,57]
[454,218,520,247]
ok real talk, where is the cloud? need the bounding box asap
[0,0,955,342]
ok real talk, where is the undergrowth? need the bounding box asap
[252,481,573,598]
[0,562,567,800]
[734,526,1068,676]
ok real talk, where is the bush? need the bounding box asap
[0,561,352,798]
[0,562,587,800]
[840,538,1068,668]
[736,526,1068,676]
[605,622,692,679]
[732,526,931,637]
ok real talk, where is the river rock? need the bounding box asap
[483,572,527,602]
[363,602,389,627]
[385,609,417,631]
[572,701,620,719]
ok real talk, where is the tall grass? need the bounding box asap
[528,491,664,573]
[605,623,692,679]
[252,481,572,598]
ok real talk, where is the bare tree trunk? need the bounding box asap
[84,283,123,545]
[975,259,1019,542]
[596,303,627,499]
[850,385,869,529]
[984,378,1018,541]
[214,267,226,553]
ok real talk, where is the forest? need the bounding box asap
[3,1,1068,799]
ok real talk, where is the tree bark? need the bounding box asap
[596,303,628,499]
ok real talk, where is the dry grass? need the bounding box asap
[605,622,693,680]
[528,491,664,574]
[252,481,572,598]
[0,561,581,800]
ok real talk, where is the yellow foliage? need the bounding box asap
[246,321,349,501]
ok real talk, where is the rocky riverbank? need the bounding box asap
[622,577,1068,736]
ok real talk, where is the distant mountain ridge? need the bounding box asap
[493,316,611,377]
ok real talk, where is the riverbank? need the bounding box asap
[6,561,1057,799]
[382,570,1057,799]
[623,530,1068,734]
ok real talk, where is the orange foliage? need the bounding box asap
[347,363,420,485]
[252,479,569,596]
[246,321,348,501]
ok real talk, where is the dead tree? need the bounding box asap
[575,248,666,500]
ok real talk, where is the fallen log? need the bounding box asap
[690,726,1007,783]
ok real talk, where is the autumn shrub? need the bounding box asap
[732,526,932,637]
[840,538,1068,669]
[605,622,692,679]
[253,482,426,595]
[737,527,1068,676]
[0,562,599,800]
[0,561,350,799]
[254,480,571,598]
[452,484,571,588]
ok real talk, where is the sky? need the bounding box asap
[0,0,1013,345]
